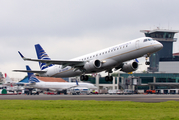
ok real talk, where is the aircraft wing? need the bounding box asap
[18,51,85,67]
[13,70,47,74]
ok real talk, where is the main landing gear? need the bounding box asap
[105,70,113,82]
[80,75,89,81]
[105,76,113,82]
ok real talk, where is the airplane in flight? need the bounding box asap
[25,65,97,94]
[14,37,163,81]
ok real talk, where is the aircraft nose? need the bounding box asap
[155,41,163,50]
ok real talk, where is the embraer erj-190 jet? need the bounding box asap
[14,37,163,81]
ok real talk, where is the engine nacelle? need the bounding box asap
[84,59,101,72]
[120,61,138,73]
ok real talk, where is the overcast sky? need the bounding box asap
[0,0,179,79]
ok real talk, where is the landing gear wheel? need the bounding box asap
[109,76,113,81]
[84,75,89,81]
[80,75,85,81]
[80,75,89,81]
[145,61,150,65]
[105,76,109,82]
[145,55,150,65]
[105,76,113,82]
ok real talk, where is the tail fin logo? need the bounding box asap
[35,44,54,70]
[29,74,40,83]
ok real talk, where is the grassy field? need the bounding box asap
[0,100,179,120]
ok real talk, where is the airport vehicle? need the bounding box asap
[31,89,40,95]
[146,90,156,94]
[123,89,133,95]
[69,87,91,95]
[25,65,97,94]
[14,37,163,81]
[108,89,123,95]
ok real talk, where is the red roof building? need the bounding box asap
[36,76,67,82]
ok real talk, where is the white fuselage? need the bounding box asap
[30,81,97,91]
[40,37,163,77]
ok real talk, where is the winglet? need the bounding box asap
[18,51,31,61]
[76,80,79,86]
[18,51,25,59]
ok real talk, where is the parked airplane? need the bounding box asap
[25,65,97,94]
[14,37,163,81]
[4,73,16,85]
[4,73,24,92]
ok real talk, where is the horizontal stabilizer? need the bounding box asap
[13,70,46,74]
[18,51,85,67]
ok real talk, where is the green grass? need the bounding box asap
[0,100,179,120]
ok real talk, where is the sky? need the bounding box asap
[0,0,179,79]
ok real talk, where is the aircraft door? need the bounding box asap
[135,40,140,49]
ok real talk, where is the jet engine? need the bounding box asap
[84,59,101,72]
[120,61,138,73]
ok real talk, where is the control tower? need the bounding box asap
[140,28,179,72]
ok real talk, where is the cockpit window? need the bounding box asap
[144,39,147,42]
[143,38,153,42]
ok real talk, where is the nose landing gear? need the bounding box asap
[145,57,150,65]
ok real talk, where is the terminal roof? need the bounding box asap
[140,29,179,33]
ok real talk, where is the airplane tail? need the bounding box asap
[35,44,54,70]
[4,73,13,84]
[76,80,79,86]
[26,65,41,83]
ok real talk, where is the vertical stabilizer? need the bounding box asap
[35,44,53,70]
[26,65,41,83]
[76,80,79,86]
[4,73,13,84]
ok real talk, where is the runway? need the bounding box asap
[0,94,179,102]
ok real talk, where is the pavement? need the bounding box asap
[0,94,179,102]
